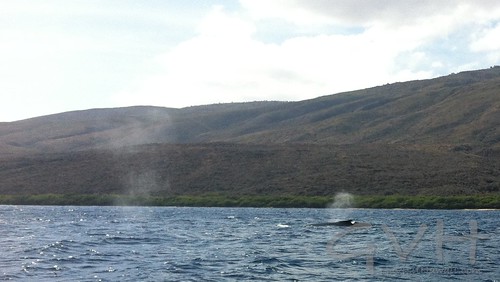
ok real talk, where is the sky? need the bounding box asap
[1,1,500,121]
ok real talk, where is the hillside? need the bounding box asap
[0,67,499,155]
[0,143,497,197]
[0,67,499,201]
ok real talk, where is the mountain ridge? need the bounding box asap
[0,67,498,199]
[1,67,498,155]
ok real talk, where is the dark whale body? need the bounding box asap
[312,219,371,227]
[311,219,358,227]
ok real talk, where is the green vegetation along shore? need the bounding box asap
[0,194,498,209]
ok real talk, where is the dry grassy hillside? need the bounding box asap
[0,67,498,199]
[0,143,497,197]
[0,68,499,155]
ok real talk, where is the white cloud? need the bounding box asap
[0,1,205,121]
[115,4,453,108]
[470,30,500,63]
[470,23,500,52]
[241,0,500,27]
[2,1,500,120]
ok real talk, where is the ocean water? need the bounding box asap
[0,206,498,281]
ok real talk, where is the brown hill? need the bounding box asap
[0,143,497,197]
[0,67,499,198]
[0,67,499,155]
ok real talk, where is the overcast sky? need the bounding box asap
[1,1,500,121]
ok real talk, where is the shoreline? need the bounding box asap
[0,194,498,209]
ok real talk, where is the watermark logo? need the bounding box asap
[380,266,481,276]
[326,219,485,274]
[326,223,375,273]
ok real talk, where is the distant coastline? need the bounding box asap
[1,68,498,203]
[0,194,498,209]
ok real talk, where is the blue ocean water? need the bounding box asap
[0,206,498,281]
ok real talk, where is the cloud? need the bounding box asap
[470,22,500,63]
[114,5,439,108]
[3,1,499,120]
[470,23,500,52]
[0,1,201,121]
[241,0,500,27]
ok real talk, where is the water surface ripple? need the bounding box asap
[0,206,498,281]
